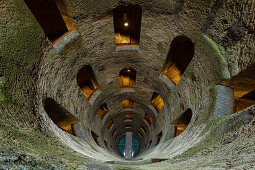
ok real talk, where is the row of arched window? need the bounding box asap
[30,1,196,148]
[76,65,165,125]
[24,1,142,48]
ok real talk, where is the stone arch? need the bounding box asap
[119,67,136,89]
[24,0,75,42]
[170,108,192,137]
[151,92,164,112]
[161,36,195,86]
[113,4,142,49]
[43,98,79,135]
[98,103,108,120]
[77,65,100,101]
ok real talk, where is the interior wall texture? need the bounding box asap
[0,0,255,169]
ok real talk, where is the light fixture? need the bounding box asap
[124,22,129,27]
[124,13,128,28]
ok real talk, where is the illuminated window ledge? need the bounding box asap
[88,89,102,104]
[159,74,176,91]
[116,44,139,51]
[120,87,135,93]
[52,30,80,54]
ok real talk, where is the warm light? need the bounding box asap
[127,69,130,72]
[124,22,129,27]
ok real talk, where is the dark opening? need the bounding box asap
[24,0,68,41]
[122,99,134,108]
[171,108,192,136]
[123,115,133,119]
[119,68,136,88]
[144,113,152,125]
[104,140,108,147]
[151,92,164,112]
[98,103,108,120]
[77,65,99,100]
[91,130,100,146]
[161,36,194,85]
[43,98,79,135]
[107,119,113,129]
[113,4,142,47]
[124,125,132,129]
[156,131,162,145]
[149,140,152,147]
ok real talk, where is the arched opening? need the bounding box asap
[98,103,108,120]
[144,113,152,125]
[113,4,142,49]
[107,119,113,129]
[170,108,192,137]
[156,131,162,145]
[24,0,75,42]
[91,130,100,146]
[151,92,164,112]
[161,36,194,85]
[122,99,134,108]
[221,64,255,113]
[77,65,99,101]
[43,98,79,135]
[119,68,136,89]
[123,114,133,119]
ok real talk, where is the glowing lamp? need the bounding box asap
[124,22,129,27]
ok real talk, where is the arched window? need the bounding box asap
[91,131,100,146]
[113,4,142,49]
[119,68,136,89]
[123,115,133,119]
[77,65,99,100]
[170,108,192,137]
[161,36,194,85]
[144,113,152,125]
[43,98,79,135]
[156,131,162,145]
[107,119,113,129]
[151,92,164,112]
[98,103,108,120]
[122,99,134,108]
[24,0,75,42]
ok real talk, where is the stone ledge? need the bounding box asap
[52,30,80,54]
[116,44,139,51]
[159,74,175,91]
[89,90,102,104]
